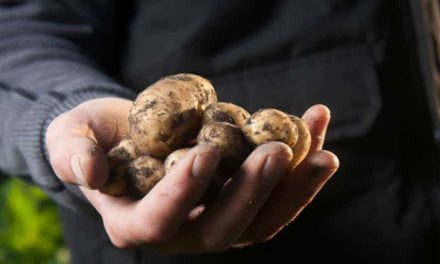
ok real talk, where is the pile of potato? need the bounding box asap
[100,74,311,197]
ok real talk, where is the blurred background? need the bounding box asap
[0,172,69,264]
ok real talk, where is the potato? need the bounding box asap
[129,73,217,158]
[127,155,165,197]
[288,115,311,169]
[242,108,298,147]
[243,108,310,169]
[164,146,227,205]
[103,73,313,198]
[197,122,252,173]
[203,102,250,128]
[164,147,191,173]
[100,138,139,196]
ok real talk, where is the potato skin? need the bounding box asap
[203,102,250,128]
[129,73,217,158]
[100,138,139,196]
[242,109,311,169]
[127,155,165,197]
[197,122,252,173]
[288,115,311,169]
[105,73,312,199]
[164,148,191,173]
[242,108,298,147]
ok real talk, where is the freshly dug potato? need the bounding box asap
[102,73,313,199]
[129,73,217,158]
[164,147,191,173]
[127,155,165,197]
[100,138,139,196]
[288,115,311,169]
[242,108,298,147]
[164,146,227,205]
[203,102,250,128]
[243,108,310,169]
[197,122,252,172]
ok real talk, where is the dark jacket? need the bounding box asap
[0,0,439,263]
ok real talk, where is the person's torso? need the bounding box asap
[78,1,440,263]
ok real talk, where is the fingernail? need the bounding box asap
[324,105,331,117]
[192,152,220,179]
[70,154,88,187]
[262,155,291,180]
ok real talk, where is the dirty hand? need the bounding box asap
[46,98,339,255]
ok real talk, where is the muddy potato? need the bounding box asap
[197,122,252,173]
[127,155,165,197]
[242,108,298,147]
[129,73,217,158]
[203,102,250,128]
[243,108,310,169]
[288,115,311,169]
[164,147,191,173]
[100,138,139,196]
[164,147,227,205]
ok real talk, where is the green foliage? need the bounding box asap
[0,174,69,264]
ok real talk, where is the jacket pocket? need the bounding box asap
[212,46,381,142]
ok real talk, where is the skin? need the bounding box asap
[197,122,252,173]
[46,98,338,255]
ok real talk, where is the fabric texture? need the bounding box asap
[0,0,135,212]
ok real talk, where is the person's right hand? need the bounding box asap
[46,98,339,255]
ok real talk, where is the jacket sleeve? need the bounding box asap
[0,0,135,214]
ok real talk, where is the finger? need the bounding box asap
[130,145,220,244]
[235,105,333,244]
[75,98,132,151]
[81,146,220,248]
[238,150,339,244]
[190,142,293,252]
[302,104,331,151]
[46,111,109,188]
[80,187,139,248]
[45,98,131,188]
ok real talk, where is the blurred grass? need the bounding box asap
[0,173,69,264]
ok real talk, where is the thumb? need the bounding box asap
[46,112,109,189]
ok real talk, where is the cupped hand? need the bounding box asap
[46,99,339,255]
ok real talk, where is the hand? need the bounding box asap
[46,99,339,255]
[46,98,132,189]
